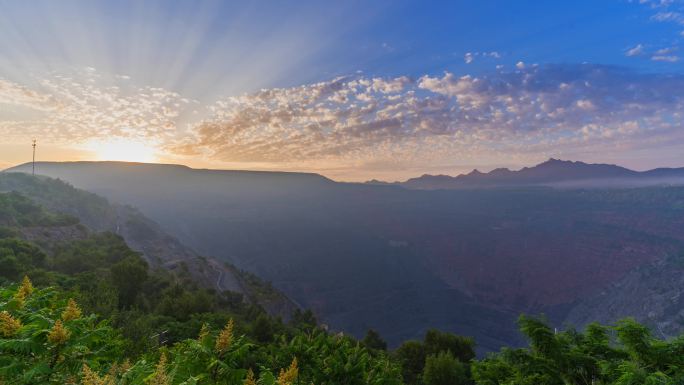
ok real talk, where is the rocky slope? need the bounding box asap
[565,253,684,338]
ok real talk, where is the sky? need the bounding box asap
[1,0,684,181]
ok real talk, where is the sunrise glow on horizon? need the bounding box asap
[79,138,159,163]
[2,0,684,181]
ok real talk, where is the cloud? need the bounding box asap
[651,11,684,23]
[0,80,55,110]
[655,46,678,54]
[464,51,501,64]
[630,1,684,59]
[638,0,675,8]
[626,44,645,56]
[177,64,684,169]
[4,64,684,176]
[0,70,193,143]
[651,46,680,61]
[625,44,681,62]
[652,54,680,61]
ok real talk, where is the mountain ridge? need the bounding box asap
[6,158,684,190]
[6,159,684,351]
[5,160,334,181]
[368,158,684,189]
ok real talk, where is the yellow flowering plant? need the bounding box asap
[0,311,22,338]
[215,318,235,355]
[62,298,82,322]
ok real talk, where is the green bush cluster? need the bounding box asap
[472,315,684,385]
[0,282,403,384]
[5,279,684,385]
[0,192,78,228]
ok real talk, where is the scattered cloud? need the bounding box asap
[626,44,645,56]
[636,0,675,9]
[381,42,395,52]
[652,46,680,61]
[630,1,684,60]
[176,64,684,170]
[0,80,54,110]
[651,11,684,23]
[3,64,684,177]
[652,54,680,61]
[655,46,678,54]
[0,70,193,143]
[464,51,501,64]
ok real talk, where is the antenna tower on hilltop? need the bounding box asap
[32,139,36,176]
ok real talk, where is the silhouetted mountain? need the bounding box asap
[6,160,684,351]
[397,159,684,189]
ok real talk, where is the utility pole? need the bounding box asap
[32,139,36,176]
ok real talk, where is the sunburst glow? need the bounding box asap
[1,1,683,180]
[82,138,158,163]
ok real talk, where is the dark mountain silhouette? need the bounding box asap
[5,160,684,351]
[393,159,684,189]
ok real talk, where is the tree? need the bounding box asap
[424,329,476,363]
[362,329,387,351]
[291,309,317,332]
[423,351,469,385]
[395,340,426,385]
[110,256,148,309]
[252,313,275,343]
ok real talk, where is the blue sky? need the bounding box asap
[3,0,683,94]
[1,0,684,180]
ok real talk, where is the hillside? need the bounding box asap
[0,172,297,319]
[8,161,684,352]
[0,198,408,384]
[1,191,682,383]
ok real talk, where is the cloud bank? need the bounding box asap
[2,64,684,178]
[180,64,684,168]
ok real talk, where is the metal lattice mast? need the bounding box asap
[32,139,36,176]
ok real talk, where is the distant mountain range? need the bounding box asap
[368,158,684,190]
[5,160,684,352]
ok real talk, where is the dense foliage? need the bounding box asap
[4,278,684,384]
[2,180,684,384]
[0,191,78,228]
[472,315,684,385]
[0,281,403,384]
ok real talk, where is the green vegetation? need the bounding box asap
[0,282,403,384]
[472,315,684,385]
[0,173,114,227]
[0,191,78,228]
[0,189,406,383]
[2,178,684,384]
[4,277,684,384]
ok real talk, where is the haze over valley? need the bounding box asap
[3,1,684,383]
[7,159,684,352]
